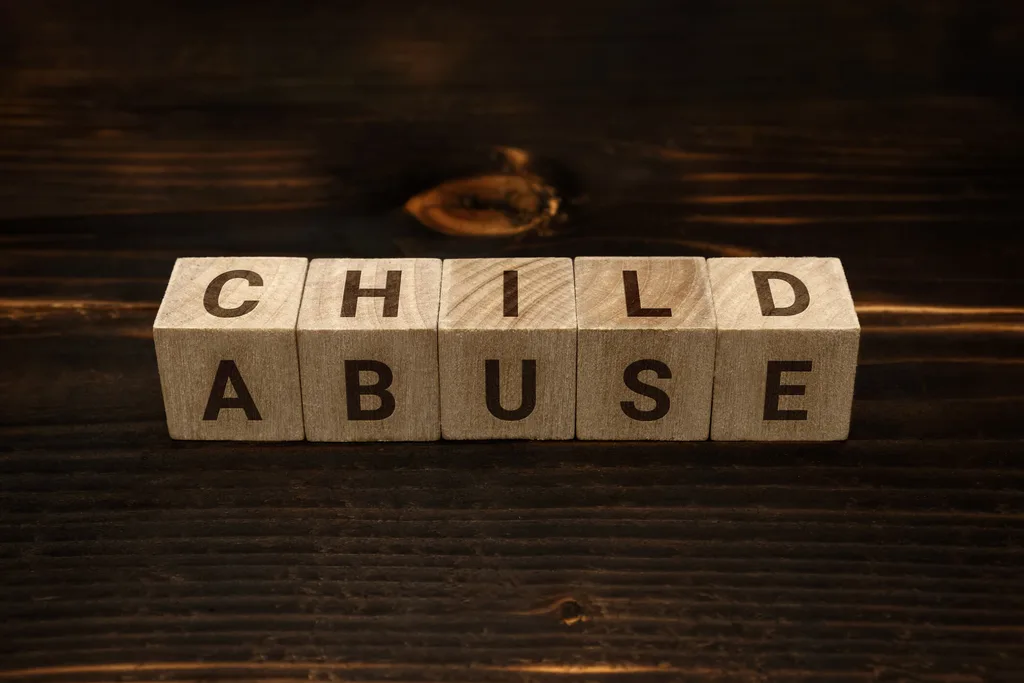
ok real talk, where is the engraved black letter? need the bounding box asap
[485,359,536,420]
[763,360,812,420]
[621,359,672,421]
[203,360,262,420]
[623,271,671,317]
[342,270,402,317]
[503,270,518,317]
[752,271,810,316]
[204,270,263,318]
[345,360,396,420]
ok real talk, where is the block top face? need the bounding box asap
[709,257,859,331]
[575,256,716,330]
[298,258,441,331]
[439,258,576,331]
[154,257,308,331]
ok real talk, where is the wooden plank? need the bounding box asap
[1,1,1023,679]
[0,1,1022,220]
[1,433,1023,681]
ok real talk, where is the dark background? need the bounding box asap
[1,1,1023,681]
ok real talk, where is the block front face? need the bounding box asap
[439,258,576,439]
[155,328,304,441]
[575,257,716,440]
[440,329,576,440]
[708,257,860,441]
[153,257,307,440]
[297,259,442,442]
[712,328,859,441]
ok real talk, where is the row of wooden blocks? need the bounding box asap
[154,256,860,442]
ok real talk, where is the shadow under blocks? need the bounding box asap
[152,256,859,442]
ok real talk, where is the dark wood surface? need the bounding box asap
[2,1,1023,680]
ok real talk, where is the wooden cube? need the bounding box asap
[708,257,860,441]
[153,257,308,440]
[574,257,716,440]
[297,258,442,441]
[438,258,576,440]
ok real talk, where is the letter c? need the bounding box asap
[204,270,263,318]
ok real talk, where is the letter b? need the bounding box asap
[345,360,396,420]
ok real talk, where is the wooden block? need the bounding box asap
[153,257,307,440]
[438,258,576,440]
[708,257,860,441]
[297,258,442,441]
[574,257,716,440]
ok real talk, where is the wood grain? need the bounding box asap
[153,256,307,441]
[297,258,442,441]
[1,0,1023,679]
[438,258,576,439]
[2,433,1024,682]
[575,257,716,440]
[708,258,860,441]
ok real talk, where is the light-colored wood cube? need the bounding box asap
[574,257,716,440]
[153,257,308,440]
[708,257,860,441]
[297,258,442,442]
[438,258,576,440]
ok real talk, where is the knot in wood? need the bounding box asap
[405,173,560,237]
[558,598,586,626]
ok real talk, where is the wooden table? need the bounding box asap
[2,2,1022,680]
